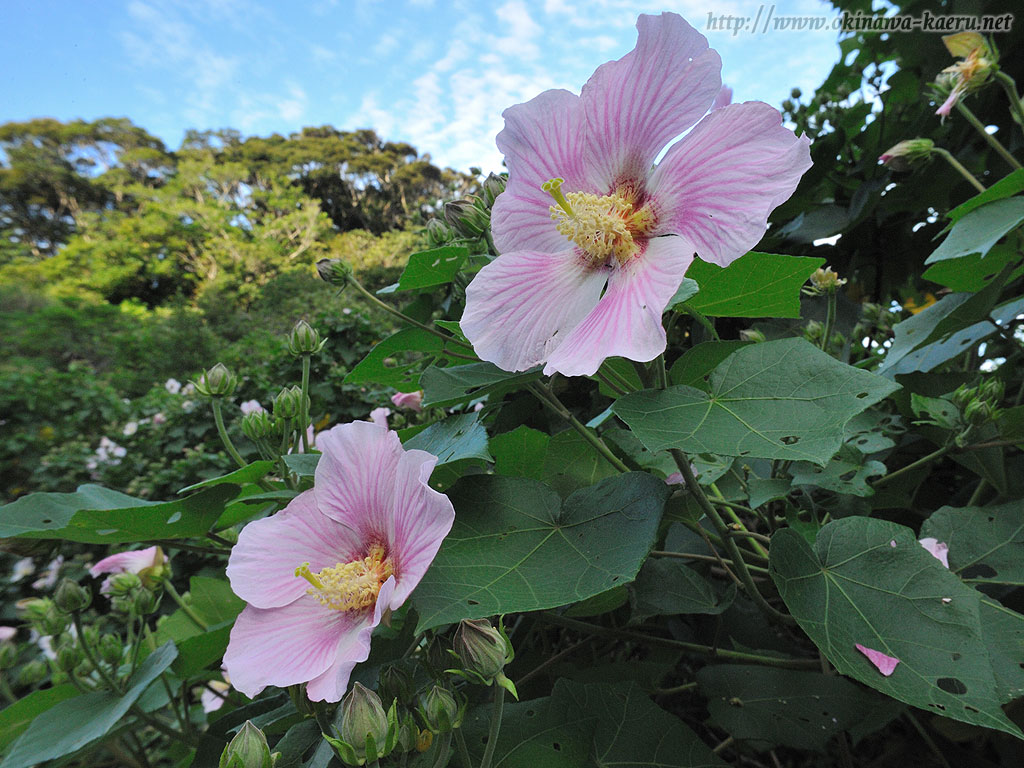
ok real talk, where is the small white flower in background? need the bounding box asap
[0,626,16,642]
[240,400,265,416]
[342,307,352,315]
[10,558,34,582]
[369,407,391,428]
[31,555,63,590]
[153,412,167,425]
[181,382,195,395]
[123,421,139,437]
[181,400,194,412]
[165,378,182,394]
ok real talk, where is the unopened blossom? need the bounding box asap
[934,32,995,118]
[461,12,811,376]
[224,422,455,702]
[90,546,168,594]
[391,391,424,412]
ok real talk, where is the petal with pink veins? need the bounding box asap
[649,101,812,266]
[544,237,695,377]
[855,643,900,676]
[462,249,607,373]
[224,595,356,699]
[581,12,721,188]
[226,490,362,610]
[711,84,733,111]
[918,537,950,569]
[314,422,403,541]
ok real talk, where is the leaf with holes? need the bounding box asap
[920,501,1024,586]
[612,339,899,466]
[770,517,1023,737]
[684,252,824,318]
[0,485,236,543]
[789,448,887,497]
[411,472,668,632]
[698,665,902,751]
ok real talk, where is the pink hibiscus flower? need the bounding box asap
[223,421,455,702]
[90,546,167,595]
[461,12,811,377]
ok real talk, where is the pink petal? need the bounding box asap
[493,88,596,255]
[226,490,362,610]
[581,12,721,189]
[664,472,684,485]
[90,546,162,577]
[0,626,16,642]
[390,391,423,412]
[649,101,812,267]
[462,249,607,373]
[386,451,456,609]
[543,237,695,376]
[855,643,900,676]
[369,407,391,428]
[918,537,950,569]
[305,577,396,702]
[711,85,733,111]
[936,90,958,117]
[224,596,357,699]
[314,422,403,541]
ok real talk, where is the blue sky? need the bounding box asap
[3,0,842,172]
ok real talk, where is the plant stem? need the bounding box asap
[479,687,505,768]
[650,550,771,575]
[211,399,247,469]
[955,100,1022,169]
[526,383,630,473]
[821,288,837,353]
[594,370,627,396]
[162,579,208,631]
[539,613,817,668]
[652,681,698,695]
[671,450,793,624]
[934,148,987,193]
[967,478,989,506]
[994,70,1024,139]
[870,444,952,489]
[454,728,473,768]
[300,355,312,453]
[602,364,638,393]
[429,731,453,768]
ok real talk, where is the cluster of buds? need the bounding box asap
[20,597,68,637]
[54,578,92,614]
[879,138,935,172]
[107,572,160,618]
[804,266,848,296]
[241,408,277,442]
[933,32,997,118]
[429,172,507,245]
[448,618,517,698]
[220,721,279,768]
[951,379,1004,428]
[324,683,401,766]
[287,320,327,357]
[195,363,239,398]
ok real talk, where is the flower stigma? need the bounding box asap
[542,178,655,266]
[295,543,394,612]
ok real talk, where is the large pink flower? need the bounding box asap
[223,421,455,702]
[462,12,812,377]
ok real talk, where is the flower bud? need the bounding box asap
[40,607,69,637]
[481,173,507,207]
[425,218,453,247]
[242,408,276,442]
[18,660,47,686]
[108,572,142,597]
[54,578,92,613]
[378,663,414,705]
[273,386,306,420]
[942,31,990,59]
[419,685,460,734]
[964,399,994,426]
[56,641,82,673]
[219,721,275,768]
[454,619,511,683]
[738,329,766,343]
[98,634,123,665]
[978,378,1004,405]
[396,715,419,753]
[339,683,389,760]
[443,199,490,238]
[19,598,52,624]
[879,138,935,171]
[133,588,159,617]
[950,384,975,409]
[316,258,353,287]
[790,87,802,99]
[195,363,238,398]
[288,320,326,357]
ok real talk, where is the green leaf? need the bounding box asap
[997,405,1024,443]
[0,685,78,753]
[411,472,668,632]
[282,453,320,478]
[345,327,445,390]
[697,666,901,751]
[404,412,491,465]
[666,277,700,309]
[769,517,1023,737]
[946,170,1024,224]
[392,245,468,291]
[613,339,900,466]
[541,429,617,497]
[920,501,1024,586]
[420,362,539,408]
[925,197,1024,264]
[178,461,274,493]
[669,341,751,390]
[789,449,887,497]
[489,426,549,480]
[748,477,792,508]
[154,576,244,670]
[684,252,824,318]
[0,484,236,543]
[2,643,178,768]
[630,558,735,622]
[843,410,901,454]
[923,242,1024,292]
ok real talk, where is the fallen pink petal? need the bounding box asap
[855,643,900,676]
[918,537,950,569]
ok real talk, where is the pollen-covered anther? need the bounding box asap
[295,543,394,612]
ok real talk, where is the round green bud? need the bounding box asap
[54,578,92,614]
[19,598,52,623]
[481,172,507,207]
[272,386,306,420]
[108,572,142,597]
[879,138,935,172]
[964,399,994,426]
[98,634,123,665]
[39,606,69,638]
[18,660,47,687]
[443,199,490,238]
[219,720,275,768]
[791,87,802,99]
[242,409,275,442]
[978,378,1004,404]
[133,588,159,617]
[950,384,974,409]
[453,618,510,683]
[340,682,389,760]
[316,258,353,287]
[195,363,238,398]
[425,219,453,247]
[420,685,460,734]
[287,320,325,357]
[378,663,414,706]
[56,642,82,673]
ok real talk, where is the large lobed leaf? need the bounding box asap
[411,472,668,632]
[770,516,1023,737]
[613,339,899,466]
[920,501,1024,586]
